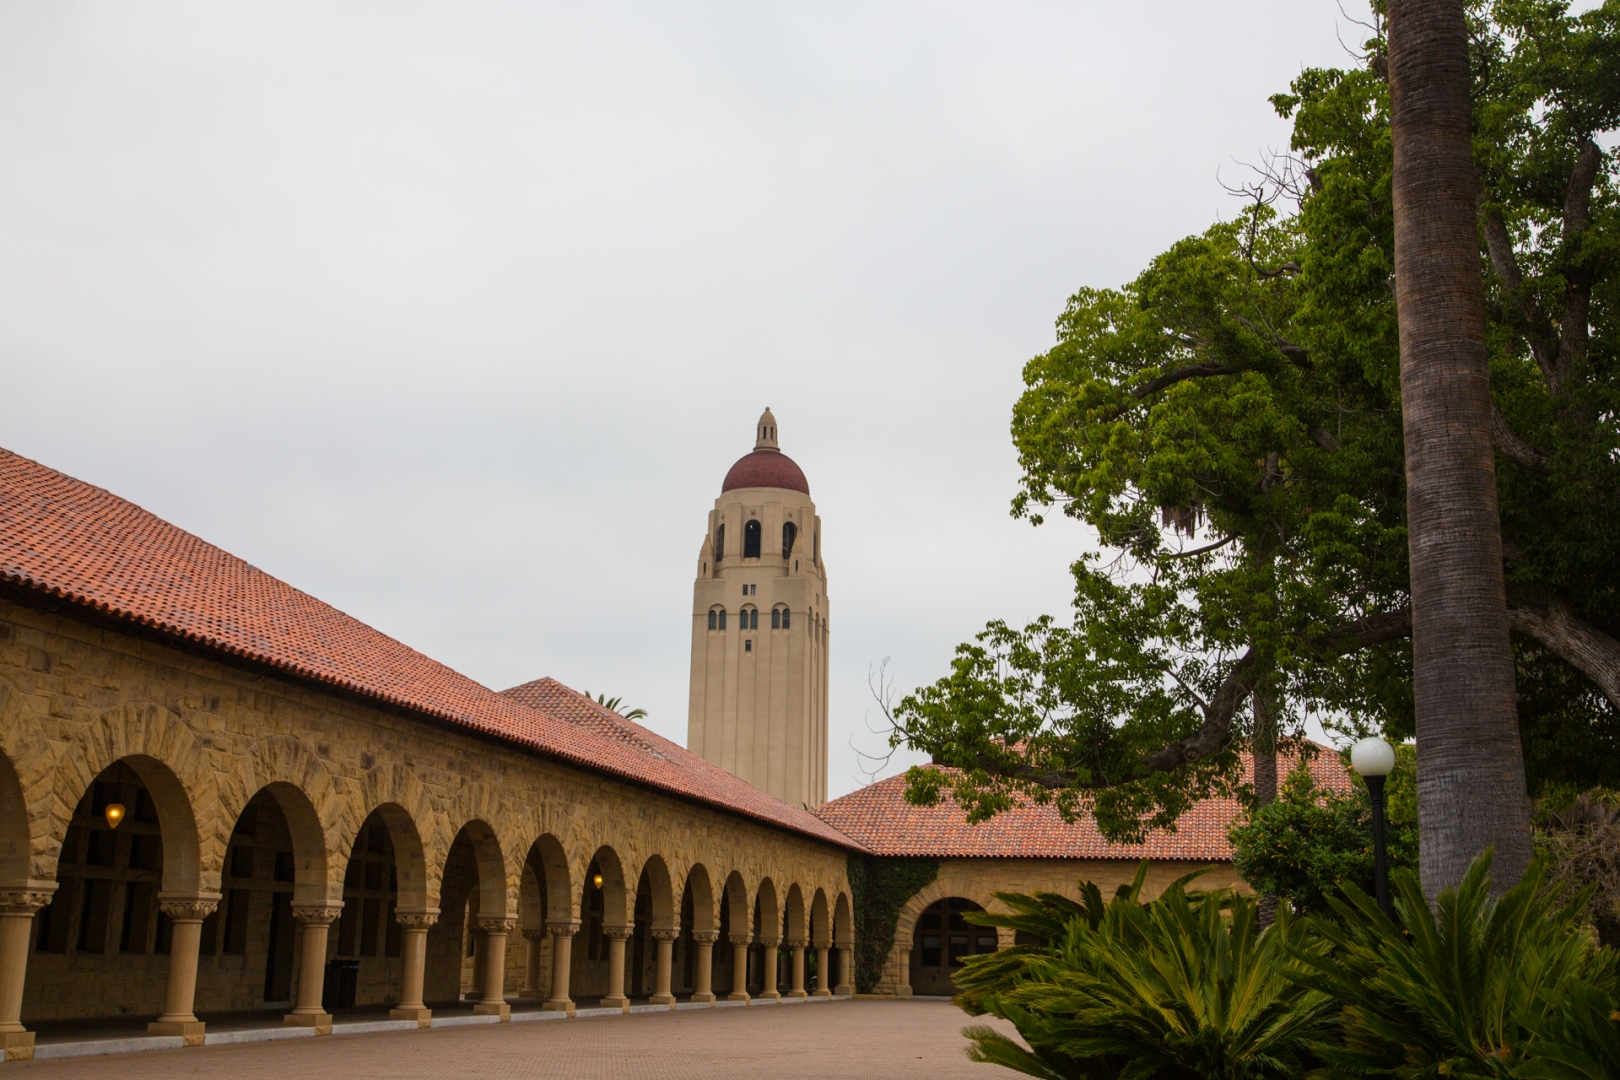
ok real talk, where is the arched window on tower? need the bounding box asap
[740,607,757,630]
[772,606,790,629]
[713,525,725,562]
[781,607,790,629]
[782,521,797,559]
[709,607,726,631]
[743,519,761,559]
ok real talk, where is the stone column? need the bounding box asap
[0,885,54,1061]
[474,917,515,1020]
[284,901,344,1034]
[756,936,781,1001]
[389,908,438,1026]
[813,942,831,997]
[543,919,578,1016]
[148,892,221,1043]
[786,938,807,999]
[894,944,913,999]
[519,929,546,998]
[649,928,678,1007]
[601,926,633,1012]
[836,945,854,996]
[690,929,718,1004]
[727,933,751,1003]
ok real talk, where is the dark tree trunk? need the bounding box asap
[1251,691,1279,927]
[1388,0,1533,896]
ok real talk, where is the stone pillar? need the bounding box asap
[727,933,751,1003]
[389,908,438,1026]
[813,942,831,997]
[0,885,54,1061]
[649,928,678,1007]
[602,926,632,1012]
[543,919,578,1016]
[148,892,221,1043]
[756,936,781,1001]
[894,945,913,999]
[474,917,515,1020]
[690,929,718,1004]
[519,929,546,998]
[284,901,344,1034]
[786,938,807,999]
[836,945,854,996]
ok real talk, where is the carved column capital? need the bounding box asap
[545,919,581,938]
[157,892,221,922]
[690,929,720,945]
[728,933,752,947]
[522,928,548,942]
[757,936,782,949]
[290,901,345,927]
[602,925,633,941]
[0,884,56,915]
[394,907,440,930]
[650,928,680,943]
[478,916,519,934]
[785,937,808,949]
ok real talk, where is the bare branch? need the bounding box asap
[1161,534,1238,560]
[1234,315,1309,367]
[1480,200,1560,382]
[1555,138,1603,393]
[1492,403,1551,474]
[1508,590,1620,710]
[1129,364,1236,399]
[1308,423,1340,452]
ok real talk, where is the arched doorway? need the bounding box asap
[909,897,997,996]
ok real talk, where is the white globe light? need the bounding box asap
[1350,736,1397,778]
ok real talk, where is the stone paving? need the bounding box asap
[7,999,1018,1079]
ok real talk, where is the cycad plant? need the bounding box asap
[1289,851,1619,1079]
[954,864,1334,1080]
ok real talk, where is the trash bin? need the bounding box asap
[323,960,359,1010]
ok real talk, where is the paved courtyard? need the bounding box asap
[9,1000,1018,1079]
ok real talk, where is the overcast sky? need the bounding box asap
[1,1,1375,798]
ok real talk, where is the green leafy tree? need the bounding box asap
[1229,750,1418,915]
[952,866,1334,1080]
[887,3,1620,870]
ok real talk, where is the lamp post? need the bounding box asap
[1350,736,1397,917]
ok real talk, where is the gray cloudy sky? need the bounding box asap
[1,1,1374,797]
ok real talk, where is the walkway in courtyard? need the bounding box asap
[7,999,1015,1079]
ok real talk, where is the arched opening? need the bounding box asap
[677,865,714,998]
[331,811,403,1009]
[717,871,748,997]
[782,521,797,559]
[517,835,571,1004]
[25,756,202,1024]
[909,897,997,996]
[743,520,761,559]
[751,878,780,996]
[809,888,830,993]
[572,846,627,1002]
[629,856,673,1000]
[741,607,757,632]
[429,820,506,1008]
[713,524,725,562]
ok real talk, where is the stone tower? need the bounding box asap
[687,408,829,808]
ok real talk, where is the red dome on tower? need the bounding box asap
[722,450,809,495]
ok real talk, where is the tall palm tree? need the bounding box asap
[1388,0,1533,895]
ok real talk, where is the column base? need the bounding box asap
[517,989,546,999]
[0,1031,35,1061]
[811,989,831,998]
[542,999,576,1017]
[834,984,853,996]
[283,1011,333,1035]
[785,989,807,999]
[147,1019,206,1045]
[689,992,716,1004]
[649,993,676,1007]
[600,995,629,1013]
[757,990,781,1001]
[472,1002,511,1021]
[895,985,913,999]
[389,1005,433,1028]
[726,991,750,1003]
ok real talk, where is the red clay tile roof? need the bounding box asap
[0,446,861,851]
[812,752,1356,860]
[721,450,809,495]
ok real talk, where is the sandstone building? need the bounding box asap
[687,409,829,808]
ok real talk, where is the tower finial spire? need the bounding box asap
[755,407,779,451]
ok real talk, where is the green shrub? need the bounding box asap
[953,864,1334,1080]
[1290,851,1619,1078]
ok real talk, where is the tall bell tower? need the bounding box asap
[687,408,829,808]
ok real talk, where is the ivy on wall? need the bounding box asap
[847,854,939,992]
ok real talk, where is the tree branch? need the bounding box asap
[1480,200,1560,383]
[1492,403,1551,474]
[1508,588,1620,710]
[1130,364,1236,399]
[1554,138,1603,394]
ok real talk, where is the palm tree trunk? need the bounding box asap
[1388,0,1533,896]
